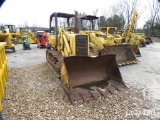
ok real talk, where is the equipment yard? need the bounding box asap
[1,40,160,120]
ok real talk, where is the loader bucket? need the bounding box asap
[130,45,141,57]
[102,44,139,66]
[62,55,126,104]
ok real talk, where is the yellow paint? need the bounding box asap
[0,42,8,112]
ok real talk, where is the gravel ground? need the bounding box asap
[5,43,46,68]
[152,37,160,42]
[1,42,160,119]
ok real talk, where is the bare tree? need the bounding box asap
[17,24,23,27]
[123,0,139,24]
[31,23,39,32]
[58,19,63,28]
[22,20,29,28]
[147,0,160,36]
[110,1,125,17]
[78,12,87,29]
[92,8,99,29]
[93,8,98,16]
[108,0,145,29]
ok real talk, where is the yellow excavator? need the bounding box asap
[78,15,138,66]
[46,12,126,104]
[0,25,16,52]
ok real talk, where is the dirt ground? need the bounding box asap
[1,41,160,119]
[5,44,46,68]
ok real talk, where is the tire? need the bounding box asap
[146,37,153,44]
[145,39,150,45]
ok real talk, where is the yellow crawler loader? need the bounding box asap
[46,12,126,104]
[0,25,16,52]
[79,15,138,66]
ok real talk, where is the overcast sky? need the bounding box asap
[0,0,153,28]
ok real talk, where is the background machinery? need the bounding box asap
[16,27,37,44]
[4,24,17,45]
[135,33,153,44]
[121,11,148,55]
[46,12,126,104]
[100,11,146,57]
[100,27,141,56]
[100,27,122,43]
[22,36,31,50]
[0,25,16,52]
[78,15,138,66]
[36,31,49,48]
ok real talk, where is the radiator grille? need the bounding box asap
[75,35,88,56]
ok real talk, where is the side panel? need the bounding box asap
[0,42,8,112]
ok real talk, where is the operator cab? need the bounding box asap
[5,25,16,33]
[0,26,6,33]
[100,27,118,36]
[36,31,45,42]
[78,15,99,31]
[49,12,75,35]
